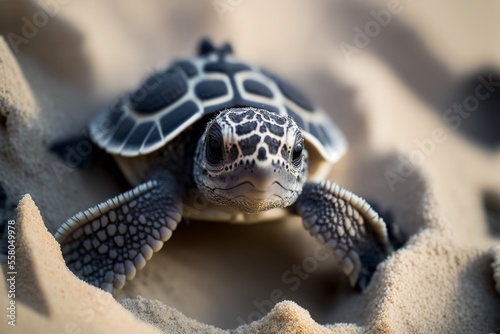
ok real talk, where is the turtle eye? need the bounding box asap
[292,135,304,167]
[206,125,224,165]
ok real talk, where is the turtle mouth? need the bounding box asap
[211,181,297,212]
[214,181,290,198]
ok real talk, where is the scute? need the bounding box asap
[243,79,274,98]
[89,40,346,163]
[173,61,197,78]
[129,70,187,115]
[262,69,315,112]
[144,126,161,148]
[195,80,228,100]
[160,101,199,137]
[204,62,251,74]
[108,105,125,125]
[124,122,155,150]
[318,124,334,146]
[109,117,135,147]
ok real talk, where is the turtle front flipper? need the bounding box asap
[294,181,394,290]
[55,179,182,293]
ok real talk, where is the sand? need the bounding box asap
[0,195,162,333]
[0,0,500,333]
[491,246,500,294]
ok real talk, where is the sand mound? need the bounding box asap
[0,195,161,333]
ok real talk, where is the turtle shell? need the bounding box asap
[90,41,347,164]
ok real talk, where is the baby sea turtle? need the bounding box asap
[55,40,394,293]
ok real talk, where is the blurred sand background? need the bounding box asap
[0,0,499,333]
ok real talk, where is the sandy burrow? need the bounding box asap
[1,194,359,333]
[1,187,499,333]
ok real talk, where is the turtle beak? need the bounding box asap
[212,179,295,213]
[208,162,297,212]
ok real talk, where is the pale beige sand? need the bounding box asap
[0,0,500,333]
[0,195,162,334]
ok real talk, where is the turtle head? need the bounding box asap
[194,107,308,213]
